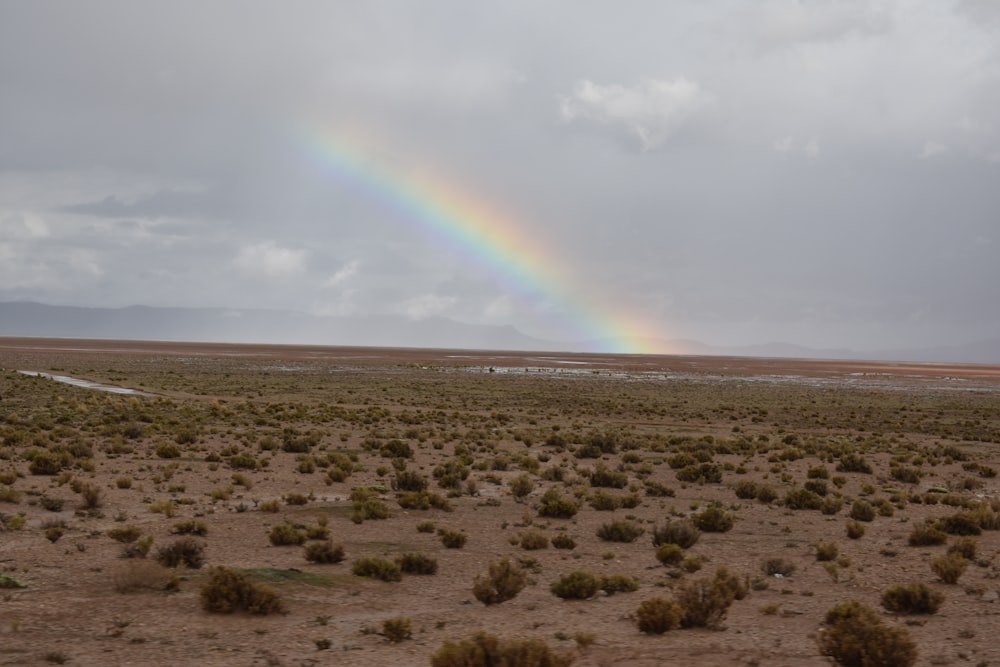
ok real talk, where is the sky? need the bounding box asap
[1,0,998,353]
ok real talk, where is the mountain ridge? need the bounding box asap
[1,301,997,363]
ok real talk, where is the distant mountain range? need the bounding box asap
[1,301,997,363]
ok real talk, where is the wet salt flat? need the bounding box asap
[18,371,152,396]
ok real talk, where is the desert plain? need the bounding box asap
[2,337,1000,666]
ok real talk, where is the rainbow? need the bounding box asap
[302,127,669,354]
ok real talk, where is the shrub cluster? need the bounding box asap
[430,632,573,667]
[200,567,283,615]
[817,600,916,667]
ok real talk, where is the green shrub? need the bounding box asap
[155,442,181,459]
[817,600,916,667]
[352,557,402,582]
[636,597,683,634]
[430,632,573,667]
[155,538,205,568]
[304,541,345,564]
[596,520,644,543]
[881,583,943,614]
[676,463,722,484]
[930,553,968,584]
[600,574,639,595]
[837,453,873,474]
[396,552,437,575]
[651,520,700,549]
[590,464,627,488]
[538,488,579,519]
[200,567,283,615]
[783,487,823,510]
[693,506,735,532]
[392,470,427,492]
[472,558,526,605]
[268,523,306,546]
[551,570,601,600]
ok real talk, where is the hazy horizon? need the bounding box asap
[2,2,998,353]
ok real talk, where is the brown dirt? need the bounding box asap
[1,338,999,667]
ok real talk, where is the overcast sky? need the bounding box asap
[1,1,998,351]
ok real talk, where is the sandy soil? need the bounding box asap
[1,338,999,667]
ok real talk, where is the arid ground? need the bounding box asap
[2,338,1000,666]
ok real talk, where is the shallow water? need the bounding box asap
[18,370,151,396]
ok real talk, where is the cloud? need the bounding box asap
[323,260,360,288]
[560,77,708,151]
[397,294,457,320]
[919,141,948,159]
[772,135,821,158]
[233,241,306,278]
[752,0,891,51]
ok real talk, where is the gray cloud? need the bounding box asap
[1,1,998,351]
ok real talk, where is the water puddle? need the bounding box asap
[18,371,152,396]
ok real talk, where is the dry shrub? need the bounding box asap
[438,528,467,549]
[382,616,412,643]
[537,488,579,519]
[600,574,639,595]
[651,519,701,549]
[849,500,876,522]
[815,542,839,561]
[908,523,947,546]
[656,543,685,566]
[636,597,684,634]
[171,520,208,536]
[112,561,179,593]
[519,530,549,550]
[817,600,916,667]
[948,536,977,560]
[472,558,527,605]
[596,520,644,543]
[268,523,306,546]
[304,541,345,564]
[396,552,437,575]
[200,566,283,615]
[78,483,103,510]
[881,583,944,614]
[551,570,601,600]
[675,568,748,629]
[352,557,402,582]
[430,632,574,667]
[846,520,866,540]
[551,534,576,550]
[155,538,206,568]
[930,553,968,584]
[762,558,795,577]
[693,506,735,532]
[107,525,143,543]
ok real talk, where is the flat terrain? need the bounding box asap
[2,337,1000,666]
